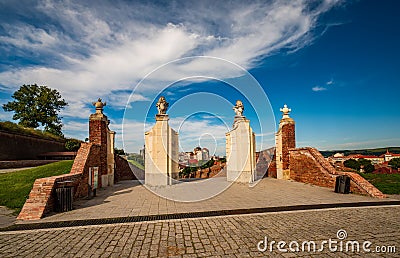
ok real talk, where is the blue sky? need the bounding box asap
[0,0,399,154]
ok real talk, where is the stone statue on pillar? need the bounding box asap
[226,99,256,183]
[233,100,244,117]
[156,96,169,115]
[145,96,179,186]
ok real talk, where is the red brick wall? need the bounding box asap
[114,155,137,181]
[289,148,336,187]
[288,147,385,198]
[17,143,102,220]
[89,118,108,187]
[281,122,295,170]
[267,159,277,178]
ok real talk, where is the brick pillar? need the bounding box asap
[281,121,295,170]
[89,98,109,188]
[275,104,295,179]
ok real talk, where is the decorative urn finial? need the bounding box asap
[156,96,169,115]
[93,98,106,114]
[280,104,291,119]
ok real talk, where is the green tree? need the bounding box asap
[343,159,360,170]
[389,158,400,169]
[65,139,82,151]
[2,84,67,136]
[358,158,375,173]
[114,148,126,155]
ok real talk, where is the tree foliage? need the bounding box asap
[344,158,374,173]
[358,158,375,173]
[389,158,400,169]
[2,84,67,136]
[115,148,126,155]
[65,139,82,151]
[343,159,360,170]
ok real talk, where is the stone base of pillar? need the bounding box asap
[226,117,256,183]
[145,114,179,186]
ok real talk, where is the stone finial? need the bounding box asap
[156,96,169,115]
[93,98,106,114]
[280,104,291,119]
[233,100,244,117]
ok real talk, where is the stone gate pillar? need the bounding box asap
[145,97,179,186]
[226,100,256,183]
[89,98,115,187]
[275,104,295,179]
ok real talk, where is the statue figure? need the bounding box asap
[233,100,244,116]
[93,98,106,114]
[156,96,169,115]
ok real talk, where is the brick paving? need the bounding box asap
[20,177,396,223]
[1,206,399,257]
[1,178,399,257]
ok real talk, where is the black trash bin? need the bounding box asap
[335,175,350,194]
[56,181,74,212]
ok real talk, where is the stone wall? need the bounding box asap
[0,130,65,160]
[17,143,101,220]
[288,147,386,198]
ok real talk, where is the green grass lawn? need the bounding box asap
[0,160,73,213]
[127,159,144,170]
[360,173,400,194]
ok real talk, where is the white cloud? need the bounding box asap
[312,86,327,92]
[0,111,13,121]
[0,1,340,109]
[62,121,89,140]
[0,1,340,146]
[326,79,334,85]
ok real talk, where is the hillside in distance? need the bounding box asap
[320,147,400,158]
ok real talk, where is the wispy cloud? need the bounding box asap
[312,86,327,92]
[312,78,335,92]
[0,0,340,119]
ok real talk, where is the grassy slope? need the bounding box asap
[0,121,64,141]
[360,173,400,195]
[0,160,73,212]
[127,159,144,170]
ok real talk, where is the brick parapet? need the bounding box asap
[289,147,386,198]
[17,143,101,220]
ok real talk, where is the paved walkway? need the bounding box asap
[20,177,396,223]
[1,206,399,257]
[0,167,34,174]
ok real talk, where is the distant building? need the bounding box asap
[381,150,400,162]
[139,145,145,160]
[179,147,211,167]
[347,154,384,164]
[194,147,202,161]
[328,152,385,165]
[329,153,346,163]
[201,148,209,161]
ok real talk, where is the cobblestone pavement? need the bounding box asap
[1,206,399,257]
[23,178,396,223]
